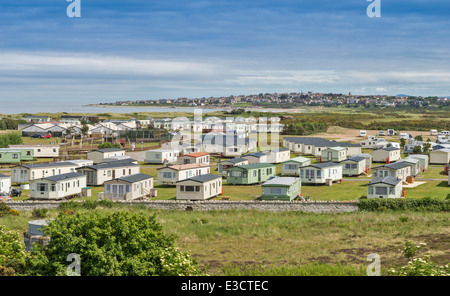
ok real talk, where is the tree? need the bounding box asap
[422,142,431,153]
[0,133,23,148]
[414,135,423,141]
[25,211,202,276]
[400,138,406,147]
[412,145,422,154]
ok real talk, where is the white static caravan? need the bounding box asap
[29,172,86,200]
[430,148,450,164]
[367,177,403,199]
[217,157,249,177]
[76,160,141,186]
[397,157,421,177]
[430,129,438,136]
[0,174,11,193]
[352,153,373,170]
[341,156,367,176]
[176,174,222,201]
[177,152,210,166]
[408,154,429,172]
[360,130,367,137]
[145,149,179,164]
[87,148,126,164]
[64,159,94,168]
[9,145,60,158]
[372,147,401,163]
[320,147,347,162]
[261,148,291,164]
[11,162,78,184]
[157,163,210,186]
[298,162,343,184]
[101,173,154,201]
[242,152,268,164]
[372,162,412,183]
[281,156,311,177]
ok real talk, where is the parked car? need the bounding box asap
[41,134,52,138]
[10,188,22,197]
[0,192,11,200]
[31,134,42,138]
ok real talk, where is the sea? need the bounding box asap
[0,102,228,115]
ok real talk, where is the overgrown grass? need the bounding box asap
[222,263,366,276]
[1,205,449,275]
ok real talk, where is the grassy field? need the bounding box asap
[2,206,449,275]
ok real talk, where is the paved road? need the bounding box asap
[126,150,146,162]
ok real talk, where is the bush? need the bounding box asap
[8,209,20,216]
[0,225,28,275]
[358,197,450,212]
[25,211,203,276]
[32,208,48,219]
[0,202,11,217]
[390,241,449,276]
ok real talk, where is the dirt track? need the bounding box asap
[311,126,438,143]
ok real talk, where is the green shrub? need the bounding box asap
[25,211,203,276]
[358,197,450,212]
[31,208,48,219]
[0,202,11,217]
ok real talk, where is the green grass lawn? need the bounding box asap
[419,167,447,179]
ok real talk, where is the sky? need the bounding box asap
[0,0,450,105]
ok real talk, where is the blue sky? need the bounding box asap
[0,0,450,104]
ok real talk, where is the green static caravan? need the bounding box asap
[226,163,276,185]
[261,177,301,201]
[0,148,34,164]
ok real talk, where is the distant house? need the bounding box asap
[299,162,343,184]
[261,148,291,164]
[367,177,403,199]
[242,152,268,164]
[76,160,140,186]
[23,116,51,123]
[176,174,222,200]
[408,154,429,172]
[372,147,401,163]
[145,149,179,164]
[29,172,86,200]
[157,163,210,186]
[341,156,366,176]
[261,177,301,201]
[217,157,249,177]
[9,145,59,158]
[226,163,276,185]
[87,148,126,164]
[0,174,11,193]
[430,148,450,164]
[11,162,78,184]
[0,148,34,164]
[177,152,210,166]
[101,173,154,201]
[281,156,311,176]
[372,162,412,182]
[321,147,347,162]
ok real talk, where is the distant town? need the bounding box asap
[96,92,450,108]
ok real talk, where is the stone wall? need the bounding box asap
[5,200,359,213]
